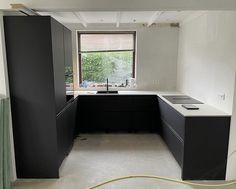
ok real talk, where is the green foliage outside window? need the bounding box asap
[65,66,73,84]
[81,51,133,85]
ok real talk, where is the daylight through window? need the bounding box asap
[78,31,136,88]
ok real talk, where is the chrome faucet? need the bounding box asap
[106,78,109,92]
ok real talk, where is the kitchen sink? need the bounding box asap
[96,91,119,94]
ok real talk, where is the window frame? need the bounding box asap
[77,31,136,86]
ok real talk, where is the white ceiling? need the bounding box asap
[80,12,118,23]
[2,0,236,11]
[38,11,194,26]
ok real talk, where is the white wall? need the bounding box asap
[0,12,17,181]
[65,23,179,90]
[228,76,236,179]
[0,13,7,95]
[177,11,236,179]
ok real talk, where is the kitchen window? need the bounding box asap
[78,31,136,88]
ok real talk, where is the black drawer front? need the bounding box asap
[161,119,184,167]
[158,97,185,140]
[56,100,77,165]
[78,95,158,112]
[77,95,160,133]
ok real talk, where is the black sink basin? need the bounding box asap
[96,91,119,94]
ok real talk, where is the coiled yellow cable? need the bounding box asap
[85,175,236,189]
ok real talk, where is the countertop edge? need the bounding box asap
[73,90,231,117]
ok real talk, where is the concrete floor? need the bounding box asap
[12,134,236,189]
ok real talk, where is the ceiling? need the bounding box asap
[2,0,236,11]
[38,11,194,27]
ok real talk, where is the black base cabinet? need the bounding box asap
[161,119,184,167]
[4,16,75,178]
[158,98,231,180]
[57,97,78,165]
[76,95,230,180]
[77,95,161,133]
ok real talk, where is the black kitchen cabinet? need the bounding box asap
[161,119,184,167]
[76,95,160,133]
[63,27,74,100]
[76,94,230,180]
[57,97,78,165]
[158,97,230,180]
[51,18,67,113]
[4,16,75,178]
[63,27,73,71]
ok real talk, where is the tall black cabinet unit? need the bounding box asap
[4,16,75,178]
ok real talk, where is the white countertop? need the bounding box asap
[74,90,159,95]
[74,90,230,117]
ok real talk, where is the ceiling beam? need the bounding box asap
[116,12,121,27]
[10,4,40,16]
[73,12,87,27]
[147,11,163,27]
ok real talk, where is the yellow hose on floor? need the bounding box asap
[85,175,236,189]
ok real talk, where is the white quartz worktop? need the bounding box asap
[74,90,159,95]
[74,90,230,117]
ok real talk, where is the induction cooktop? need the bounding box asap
[162,95,203,104]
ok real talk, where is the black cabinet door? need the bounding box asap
[77,95,160,133]
[56,98,77,165]
[63,27,74,98]
[161,119,184,167]
[158,98,185,140]
[51,18,66,114]
[4,16,59,178]
[158,97,184,167]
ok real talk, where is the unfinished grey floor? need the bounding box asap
[12,134,235,189]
